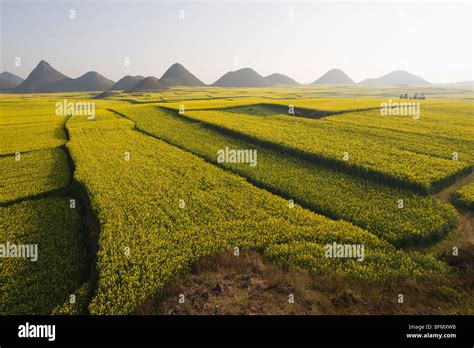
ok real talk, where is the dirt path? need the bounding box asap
[431,172,474,253]
[436,172,474,203]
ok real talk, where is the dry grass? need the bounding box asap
[136,249,473,315]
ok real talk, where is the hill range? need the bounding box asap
[2,60,436,93]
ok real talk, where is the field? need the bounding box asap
[111,105,457,246]
[0,85,473,315]
[175,105,470,193]
[0,197,85,315]
[0,148,70,204]
[452,183,474,210]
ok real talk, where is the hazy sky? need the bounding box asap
[1,0,472,84]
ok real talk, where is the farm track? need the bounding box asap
[434,173,474,247]
[404,173,474,255]
[436,172,474,203]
